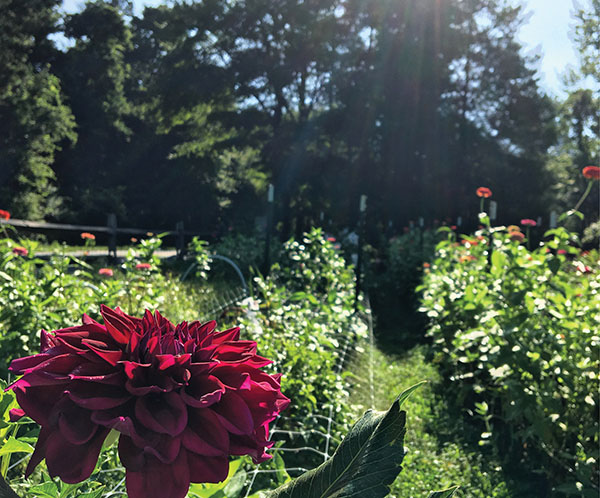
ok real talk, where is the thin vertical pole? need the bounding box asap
[176,221,185,259]
[107,213,117,260]
[263,184,275,275]
[355,195,367,308]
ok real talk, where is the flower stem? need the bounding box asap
[573,180,593,213]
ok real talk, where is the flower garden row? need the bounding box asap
[417,170,599,496]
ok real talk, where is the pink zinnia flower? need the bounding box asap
[520,219,537,227]
[99,268,114,277]
[557,249,567,255]
[326,236,336,242]
[135,263,152,270]
[7,306,289,498]
[12,246,28,256]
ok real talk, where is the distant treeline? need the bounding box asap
[0,0,597,239]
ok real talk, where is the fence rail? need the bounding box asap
[1,216,211,258]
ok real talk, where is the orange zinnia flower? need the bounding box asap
[80,232,96,240]
[476,187,492,198]
[582,166,600,180]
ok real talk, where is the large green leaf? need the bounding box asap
[263,383,425,498]
[427,486,459,498]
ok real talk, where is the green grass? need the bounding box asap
[347,342,511,497]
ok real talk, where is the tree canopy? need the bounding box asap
[0,0,596,239]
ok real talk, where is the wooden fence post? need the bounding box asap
[107,213,117,260]
[176,221,185,259]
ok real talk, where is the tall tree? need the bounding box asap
[53,1,133,223]
[0,0,76,220]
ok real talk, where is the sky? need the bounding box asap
[61,0,592,99]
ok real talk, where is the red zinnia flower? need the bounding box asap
[7,306,289,498]
[80,232,96,240]
[12,246,28,256]
[520,219,537,227]
[582,166,600,180]
[557,249,567,255]
[135,263,152,270]
[99,268,114,277]
[0,209,10,220]
[476,187,492,198]
[326,236,336,242]
[450,225,457,230]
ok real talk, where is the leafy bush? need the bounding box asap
[419,225,599,495]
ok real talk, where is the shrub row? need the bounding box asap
[419,225,599,496]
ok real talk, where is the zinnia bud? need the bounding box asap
[582,166,600,180]
[476,187,492,198]
[7,306,289,498]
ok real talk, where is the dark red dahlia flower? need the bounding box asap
[7,306,289,498]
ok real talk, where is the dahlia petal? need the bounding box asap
[143,435,182,464]
[210,366,252,390]
[181,375,225,408]
[9,353,53,374]
[58,405,98,444]
[25,426,50,478]
[45,426,109,483]
[182,408,229,456]
[229,432,273,464]
[156,353,191,370]
[14,385,66,426]
[83,341,124,365]
[101,304,134,345]
[9,408,25,422]
[67,384,130,409]
[187,452,229,483]
[118,435,145,471]
[40,330,59,352]
[214,341,257,357]
[211,327,241,344]
[135,392,188,436]
[125,450,190,498]
[213,391,254,435]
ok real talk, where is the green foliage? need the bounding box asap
[187,237,212,280]
[239,228,367,486]
[264,384,422,498]
[419,225,600,494]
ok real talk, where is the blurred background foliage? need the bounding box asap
[0,0,598,240]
